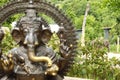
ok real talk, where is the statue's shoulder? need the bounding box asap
[9,47,19,54]
[9,47,26,55]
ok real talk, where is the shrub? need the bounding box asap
[1,32,16,54]
[67,38,120,80]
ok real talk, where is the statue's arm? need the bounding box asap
[0,28,4,71]
[43,47,59,76]
[0,28,14,75]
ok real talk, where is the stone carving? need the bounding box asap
[0,0,77,80]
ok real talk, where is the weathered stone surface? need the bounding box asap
[64,77,92,80]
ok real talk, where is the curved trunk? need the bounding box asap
[27,47,52,67]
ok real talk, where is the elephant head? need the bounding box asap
[11,9,52,67]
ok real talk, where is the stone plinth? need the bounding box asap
[64,77,92,80]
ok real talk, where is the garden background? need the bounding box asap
[0,0,120,80]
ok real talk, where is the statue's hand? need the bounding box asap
[45,64,59,76]
[60,40,73,58]
[0,54,14,72]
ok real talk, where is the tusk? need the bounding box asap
[34,35,39,45]
[24,36,28,44]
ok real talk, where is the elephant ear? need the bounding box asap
[11,28,22,44]
[0,28,5,42]
[41,28,52,44]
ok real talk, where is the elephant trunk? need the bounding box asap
[27,47,52,67]
[24,31,52,67]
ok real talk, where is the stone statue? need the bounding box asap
[0,0,77,80]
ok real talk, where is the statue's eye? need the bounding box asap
[34,30,39,34]
[24,29,28,34]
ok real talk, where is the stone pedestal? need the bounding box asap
[64,77,92,80]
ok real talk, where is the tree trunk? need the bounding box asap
[81,2,90,46]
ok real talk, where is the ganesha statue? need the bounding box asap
[0,0,77,80]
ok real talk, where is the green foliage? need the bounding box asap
[114,22,120,36]
[0,0,118,42]
[39,14,55,24]
[51,0,118,42]
[0,0,120,79]
[110,44,120,53]
[0,0,8,7]
[1,33,17,54]
[68,39,120,79]
[104,0,120,13]
[59,0,87,29]
[48,33,60,53]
